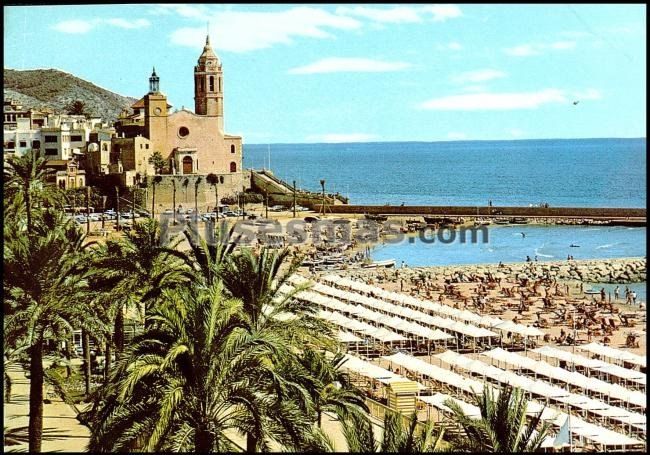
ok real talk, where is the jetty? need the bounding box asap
[322,205,646,227]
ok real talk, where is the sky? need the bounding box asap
[3,3,647,144]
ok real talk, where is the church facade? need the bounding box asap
[114,34,244,183]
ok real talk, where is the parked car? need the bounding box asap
[269,205,285,212]
[163,209,174,215]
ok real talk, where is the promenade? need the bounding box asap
[3,361,90,452]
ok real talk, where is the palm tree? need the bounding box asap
[88,282,315,452]
[293,349,369,428]
[4,149,61,232]
[444,385,552,452]
[4,209,99,452]
[151,175,163,217]
[220,247,336,451]
[171,178,177,224]
[342,409,445,453]
[182,177,189,204]
[206,173,219,214]
[89,218,191,359]
[194,176,202,216]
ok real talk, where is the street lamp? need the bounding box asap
[320,179,326,215]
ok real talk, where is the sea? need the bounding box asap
[243,138,646,207]
[244,138,646,297]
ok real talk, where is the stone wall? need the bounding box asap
[327,205,646,219]
[336,257,646,284]
[141,172,251,213]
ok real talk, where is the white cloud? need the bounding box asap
[504,44,539,57]
[422,4,463,22]
[447,132,467,140]
[52,19,96,34]
[169,7,362,52]
[288,57,411,75]
[504,40,576,57]
[307,133,377,143]
[572,88,602,100]
[335,4,462,23]
[52,17,150,34]
[452,69,506,84]
[419,89,568,111]
[437,41,463,51]
[105,18,151,29]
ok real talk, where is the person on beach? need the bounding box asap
[526,255,531,262]
[631,291,637,305]
[614,286,620,301]
[600,288,606,302]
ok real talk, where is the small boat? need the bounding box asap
[364,214,388,222]
[570,244,580,248]
[362,259,396,268]
[423,216,458,227]
[510,217,529,225]
[474,219,491,226]
[494,218,510,225]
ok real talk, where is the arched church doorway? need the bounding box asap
[183,156,193,174]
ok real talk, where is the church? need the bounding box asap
[113,34,245,191]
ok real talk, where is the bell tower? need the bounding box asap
[144,67,168,153]
[194,34,224,131]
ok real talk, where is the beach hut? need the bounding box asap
[386,379,420,414]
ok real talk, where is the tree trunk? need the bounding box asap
[317,410,322,428]
[246,433,258,453]
[104,338,111,383]
[194,184,199,216]
[214,185,218,214]
[114,307,125,359]
[28,338,44,453]
[25,180,32,233]
[172,182,177,224]
[82,329,91,396]
[4,371,12,403]
[194,424,214,453]
[152,184,156,218]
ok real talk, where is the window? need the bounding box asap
[71,135,83,142]
[199,78,204,92]
[209,76,215,92]
[230,144,235,154]
[102,143,108,151]
[230,162,237,173]
[219,78,222,92]
[178,127,190,137]
[45,148,58,155]
[45,135,57,143]
[140,144,143,149]
[7,141,15,149]
[32,140,41,149]
[219,176,224,184]
[19,141,27,147]
[146,144,149,149]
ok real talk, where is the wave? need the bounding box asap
[534,245,554,258]
[596,243,617,249]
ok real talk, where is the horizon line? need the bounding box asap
[246,137,647,146]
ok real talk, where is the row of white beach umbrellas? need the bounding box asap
[482,348,646,409]
[320,274,545,338]
[299,289,452,342]
[308,281,498,339]
[383,351,644,449]
[436,350,646,435]
[532,345,646,387]
[577,342,646,369]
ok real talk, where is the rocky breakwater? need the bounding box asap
[336,257,646,284]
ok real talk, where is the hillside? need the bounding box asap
[4,68,138,123]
